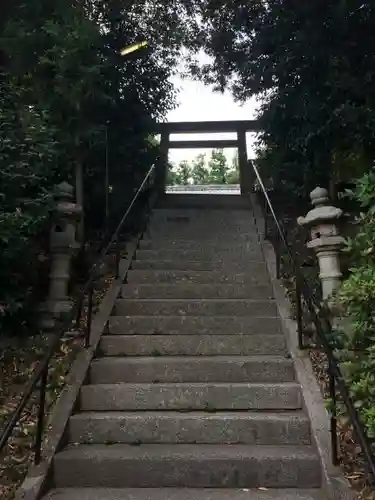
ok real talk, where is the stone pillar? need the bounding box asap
[40,182,82,330]
[297,187,345,301]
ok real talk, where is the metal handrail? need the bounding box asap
[0,163,156,464]
[249,160,375,479]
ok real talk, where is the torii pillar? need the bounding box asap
[155,131,170,196]
[237,127,252,195]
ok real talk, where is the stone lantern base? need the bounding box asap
[39,299,74,331]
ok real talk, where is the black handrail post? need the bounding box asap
[34,363,48,465]
[329,361,339,465]
[295,277,304,349]
[85,283,94,348]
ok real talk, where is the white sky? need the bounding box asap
[166,73,259,166]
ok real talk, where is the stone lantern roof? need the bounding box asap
[297,187,343,229]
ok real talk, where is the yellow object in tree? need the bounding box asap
[120,41,148,56]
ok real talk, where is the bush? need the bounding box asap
[0,80,57,335]
[334,170,375,439]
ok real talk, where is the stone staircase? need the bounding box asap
[46,194,324,500]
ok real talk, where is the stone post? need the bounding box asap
[40,182,82,330]
[297,187,345,301]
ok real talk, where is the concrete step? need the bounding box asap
[126,270,270,285]
[114,299,278,317]
[121,284,273,300]
[131,260,267,272]
[108,316,282,336]
[80,382,302,411]
[90,356,294,384]
[69,411,311,445]
[99,334,287,356]
[53,444,321,488]
[44,488,325,500]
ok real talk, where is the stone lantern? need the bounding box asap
[297,187,345,301]
[40,182,82,330]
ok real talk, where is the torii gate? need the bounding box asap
[153,120,260,195]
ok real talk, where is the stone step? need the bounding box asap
[80,382,302,411]
[135,249,263,262]
[146,234,260,244]
[121,284,273,300]
[114,299,278,317]
[139,238,260,250]
[44,488,324,500]
[148,215,255,225]
[150,207,252,219]
[131,260,267,272]
[90,356,294,384]
[148,214,255,224]
[53,444,321,488]
[156,193,251,208]
[126,270,269,285]
[69,411,311,445]
[108,316,282,336]
[99,334,287,356]
[149,217,254,225]
[147,225,258,234]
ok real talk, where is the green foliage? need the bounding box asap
[208,149,227,183]
[177,160,192,185]
[226,155,240,184]
[0,79,57,333]
[167,150,239,185]
[192,1,375,196]
[334,170,375,439]
[0,0,199,336]
[191,154,208,184]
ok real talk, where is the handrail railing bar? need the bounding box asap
[329,363,339,465]
[0,334,59,451]
[82,163,156,294]
[85,283,94,348]
[115,235,120,279]
[250,160,375,479]
[295,278,304,349]
[75,163,156,326]
[34,364,48,464]
[0,162,156,458]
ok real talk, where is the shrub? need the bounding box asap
[334,170,375,439]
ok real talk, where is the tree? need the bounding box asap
[0,0,201,335]
[191,153,208,184]
[168,150,235,185]
[167,167,181,186]
[176,160,191,185]
[226,154,240,184]
[192,1,375,196]
[208,149,228,183]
